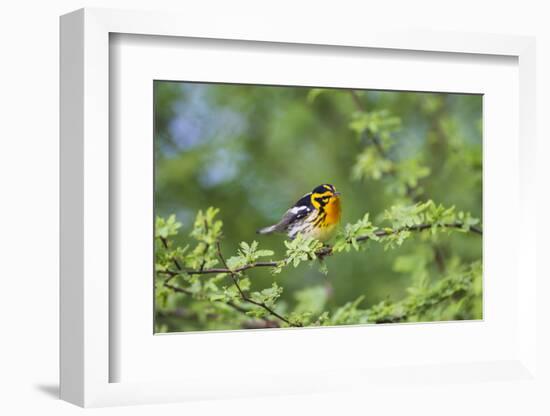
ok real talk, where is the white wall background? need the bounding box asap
[0,1,548,415]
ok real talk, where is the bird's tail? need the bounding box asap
[256,224,277,235]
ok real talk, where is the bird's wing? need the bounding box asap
[276,205,311,231]
[257,193,313,235]
[257,205,311,235]
[273,193,313,232]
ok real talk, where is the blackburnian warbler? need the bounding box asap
[257,184,342,241]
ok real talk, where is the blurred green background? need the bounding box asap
[154,81,482,331]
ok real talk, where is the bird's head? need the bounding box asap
[310,183,341,210]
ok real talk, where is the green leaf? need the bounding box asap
[190,207,223,244]
[283,234,324,268]
[228,240,277,269]
[251,283,283,307]
[333,213,378,253]
[155,214,182,239]
[226,255,247,271]
[348,110,401,139]
[256,249,275,258]
[351,147,394,181]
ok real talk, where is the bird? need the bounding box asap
[257,184,342,241]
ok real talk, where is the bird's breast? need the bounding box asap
[324,197,341,225]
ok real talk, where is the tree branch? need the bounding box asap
[157,218,481,329]
[349,94,471,271]
[348,90,419,198]
[157,221,482,278]
[161,274,280,327]
[158,261,278,276]
[356,221,482,242]
[199,219,209,271]
[159,236,183,271]
[349,90,388,159]
[215,242,299,327]
[158,235,281,327]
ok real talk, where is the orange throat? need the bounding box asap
[325,196,342,226]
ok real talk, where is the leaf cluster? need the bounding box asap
[155,199,481,331]
[348,103,431,198]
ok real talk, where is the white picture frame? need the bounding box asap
[60,8,537,408]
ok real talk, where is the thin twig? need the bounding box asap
[349,93,454,268]
[158,261,279,276]
[349,90,417,198]
[164,280,192,295]
[162,275,278,325]
[356,221,482,242]
[157,221,481,328]
[215,241,298,327]
[349,90,387,157]
[199,219,209,272]
[157,221,481,278]
[160,236,183,271]
[158,239,277,325]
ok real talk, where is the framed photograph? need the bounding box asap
[60,8,537,407]
[152,80,483,334]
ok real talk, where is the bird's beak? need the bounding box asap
[334,192,341,196]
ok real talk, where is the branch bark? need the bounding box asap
[158,237,280,327]
[157,219,481,329]
[162,271,281,327]
[215,242,298,327]
[157,221,482,278]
